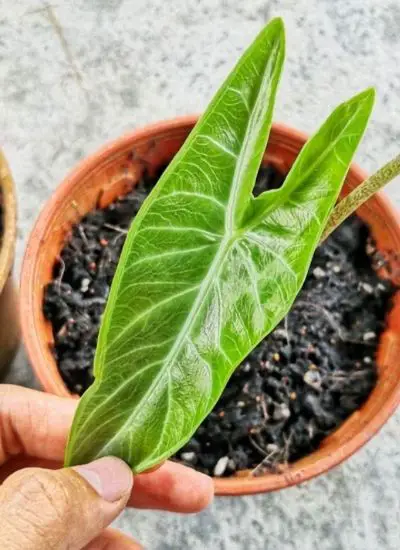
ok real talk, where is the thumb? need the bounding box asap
[0,457,134,550]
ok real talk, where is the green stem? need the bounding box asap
[321,153,400,242]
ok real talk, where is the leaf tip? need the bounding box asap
[270,16,284,29]
[262,17,285,66]
[331,87,375,130]
[268,17,285,41]
[358,86,376,104]
[364,87,376,110]
[349,87,376,112]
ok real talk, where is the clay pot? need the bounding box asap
[0,151,19,373]
[20,117,400,495]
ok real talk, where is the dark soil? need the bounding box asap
[44,164,397,476]
[43,171,160,394]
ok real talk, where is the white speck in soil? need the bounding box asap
[180,452,196,462]
[214,456,229,477]
[363,331,376,341]
[80,278,91,293]
[273,403,291,421]
[361,282,374,294]
[273,328,288,340]
[303,370,322,390]
[313,267,326,279]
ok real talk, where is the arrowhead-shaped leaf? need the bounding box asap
[65,19,374,473]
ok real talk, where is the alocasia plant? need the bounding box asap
[65,18,376,472]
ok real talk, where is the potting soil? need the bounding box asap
[43,165,396,475]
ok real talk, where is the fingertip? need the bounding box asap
[130,461,214,513]
[73,457,134,503]
[184,469,214,512]
[163,462,214,513]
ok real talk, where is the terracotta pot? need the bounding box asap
[0,151,19,373]
[20,117,400,495]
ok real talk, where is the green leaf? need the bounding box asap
[64,18,374,472]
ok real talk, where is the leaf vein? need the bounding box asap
[105,284,201,352]
[198,134,238,159]
[245,232,297,281]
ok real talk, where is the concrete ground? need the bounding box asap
[1,0,400,548]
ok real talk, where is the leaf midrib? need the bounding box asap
[90,53,281,458]
[73,24,284,464]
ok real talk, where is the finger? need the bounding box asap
[0,457,133,550]
[0,456,58,483]
[84,528,142,550]
[130,460,214,513]
[1,457,214,514]
[0,385,76,463]
[0,386,214,513]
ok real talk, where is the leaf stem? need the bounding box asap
[321,153,400,241]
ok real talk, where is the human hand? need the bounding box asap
[0,385,213,549]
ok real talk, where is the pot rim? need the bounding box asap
[20,116,400,495]
[0,151,17,293]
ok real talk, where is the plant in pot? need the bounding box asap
[0,151,19,374]
[21,19,400,495]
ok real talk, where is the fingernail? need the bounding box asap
[74,457,134,502]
